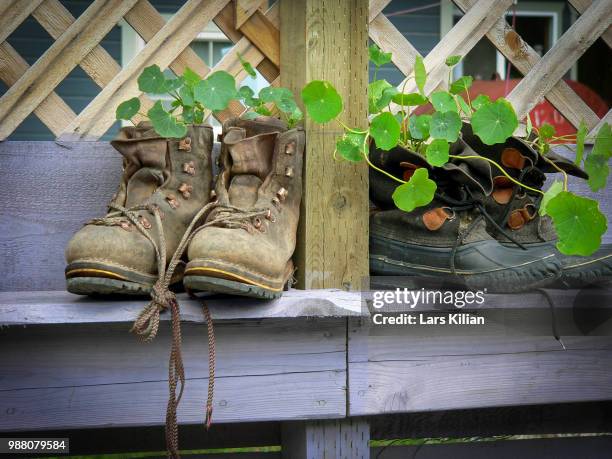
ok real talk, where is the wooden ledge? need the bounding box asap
[0,289,365,326]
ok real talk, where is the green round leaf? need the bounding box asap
[116,97,140,120]
[336,132,367,162]
[538,122,556,141]
[369,44,392,67]
[138,65,167,94]
[164,77,184,92]
[431,91,457,113]
[370,112,401,150]
[430,110,461,142]
[449,76,473,95]
[445,55,462,67]
[547,191,607,256]
[471,98,518,145]
[392,168,437,212]
[409,114,431,140]
[301,80,342,123]
[426,139,450,166]
[182,67,201,88]
[194,71,237,111]
[456,95,472,116]
[392,92,428,106]
[472,94,491,110]
[148,101,187,138]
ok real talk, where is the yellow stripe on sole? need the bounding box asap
[65,268,129,281]
[184,267,284,292]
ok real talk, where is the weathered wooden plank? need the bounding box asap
[371,437,612,459]
[0,370,346,431]
[369,402,612,438]
[569,0,612,48]
[0,43,76,136]
[0,0,45,45]
[507,0,612,119]
[368,0,391,22]
[281,0,370,290]
[235,0,266,29]
[281,419,370,459]
[0,319,345,390]
[0,0,139,140]
[236,9,280,67]
[454,0,602,130]
[391,0,514,112]
[349,350,612,415]
[369,13,420,77]
[60,0,229,140]
[31,0,151,124]
[0,290,362,324]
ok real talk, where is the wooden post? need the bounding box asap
[281,419,370,459]
[280,0,369,290]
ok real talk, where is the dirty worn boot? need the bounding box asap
[459,123,612,288]
[65,123,213,295]
[369,144,562,292]
[183,117,303,299]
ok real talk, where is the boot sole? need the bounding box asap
[66,277,152,296]
[184,275,283,300]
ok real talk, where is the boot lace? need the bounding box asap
[92,201,219,458]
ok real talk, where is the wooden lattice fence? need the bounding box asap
[369,0,612,136]
[0,0,610,140]
[0,0,279,140]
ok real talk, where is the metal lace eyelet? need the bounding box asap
[139,216,152,229]
[524,203,537,219]
[265,208,276,222]
[210,189,217,200]
[183,161,196,175]
[442,207,456,221]
[179,137,192,152]
[253,217,262,229]
[272,196,281,208]
[285,166,294,178]
[285,142,295,155]
[119,221,132,231]
[277,187,288,201]
[166,194,180,209]
[178,183,193,199]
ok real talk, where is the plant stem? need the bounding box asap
[540,153,569,191]
[337,120,368,135]
[449,154,544,195]
[364,152,406,184]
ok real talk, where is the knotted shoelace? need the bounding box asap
[94,201,272,458]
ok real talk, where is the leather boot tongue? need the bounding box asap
[111,124,168,207]
[225,128,278,208]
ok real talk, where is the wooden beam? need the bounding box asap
[569,0,612,48]
[59,0,230,140]
[507,0,612,119]
[234,0,266,29]
[281,0,369,290]
[0,0,139,140]
[0,0,44,45]
[0,42,75,136]
[391,0,514,111]
[369,13,420,77]
[454,0,602,130]
[281,419,370,459]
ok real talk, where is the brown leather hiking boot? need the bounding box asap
[458,123,612,288]
[183,117,304,299]
[65,122,213,295]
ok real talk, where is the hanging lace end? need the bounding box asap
[205,404,213,430]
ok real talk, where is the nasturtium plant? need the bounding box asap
[471,99,518,145]
[148,101,187,138]
[546,192,607,256]
[116,97,141,121]
[430,110,461,142]
[392,168,436,212]
[194,71,237,111]
[299,48,611,256]
[301,80,342,123]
